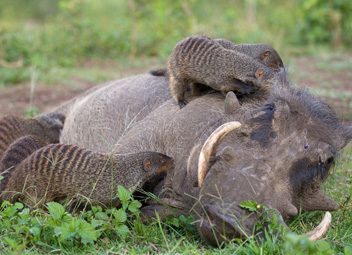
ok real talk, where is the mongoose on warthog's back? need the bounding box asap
[150,40,284,77]
[0,143,174,208]
[0,135,49,172]
[166,35,275,107]
[0,114,64,159]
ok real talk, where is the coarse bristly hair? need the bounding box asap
[246,68,343,149]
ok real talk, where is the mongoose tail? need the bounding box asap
[0,114,65,159]
[1,135,49,172]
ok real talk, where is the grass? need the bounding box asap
[0,57,165,88]
[0,145,351,254]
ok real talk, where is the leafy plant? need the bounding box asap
[240,200,262,212]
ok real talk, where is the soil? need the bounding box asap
[0,82,93,117]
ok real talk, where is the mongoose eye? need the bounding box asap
[265,103,275,112]
[143,159,152,171]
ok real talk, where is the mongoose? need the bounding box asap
[165,35,275,107]
[1,135,49,172]
[0,113,64,159]
[150,38,283,79]
[0,143,174,208]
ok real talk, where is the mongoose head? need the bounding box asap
[259,48,284,70]
[129,152,174,192]
[35,113,65,143]
[141,152,174,177]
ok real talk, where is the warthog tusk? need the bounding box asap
[306,212,332,241]
[198,121,242,187]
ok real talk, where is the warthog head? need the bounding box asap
[195,87,352,245]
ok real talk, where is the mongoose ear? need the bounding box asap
[255,69,264,79]
[260,51,270,61]
[224,92,240,114]
[143,159,152,171]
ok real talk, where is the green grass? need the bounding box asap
[0,145,351,254]
[0,57,164,88]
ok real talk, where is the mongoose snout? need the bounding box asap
[152,154,174,174]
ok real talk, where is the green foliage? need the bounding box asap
[24,106,40,118]
[296,0,352,46]
[0,0,351,86]
[0,185,145,253]
[283,233,335,255]
[240,200,261,212]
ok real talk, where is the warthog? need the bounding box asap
[48,72,351,245]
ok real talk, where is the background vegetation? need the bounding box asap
[0,0,351,254]
[0,0,351,85]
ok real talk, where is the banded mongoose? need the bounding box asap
[0,143,174,208]
[0,113,64,159]
[1,135,49,172]
[213,39,284,70]
[150,40,283,77]
[166,35,275,108]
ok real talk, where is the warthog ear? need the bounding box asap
[344,125,352,144]
[224,92,240,114]
[337,125,352,150]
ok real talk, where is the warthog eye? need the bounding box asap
[265,103,275,112]
[304,144,309,150]
[325,157,334,167]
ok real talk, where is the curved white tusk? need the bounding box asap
[197,121,242,187]
[306,212,332,241]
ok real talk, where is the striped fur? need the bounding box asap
[167,35,276,108]
[150,40,283,77]
[0,114,64,160]
[1,135,48,171]
[214,39,284,70]
[0,143,173,208]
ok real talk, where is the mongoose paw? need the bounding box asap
[178,100,188,109]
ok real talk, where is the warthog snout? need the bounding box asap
[198,203,255,246]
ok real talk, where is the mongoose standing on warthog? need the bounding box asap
[165,35,275,108]
[0,113,65,160]
[0,142,174,208]
[150,39,284,76]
